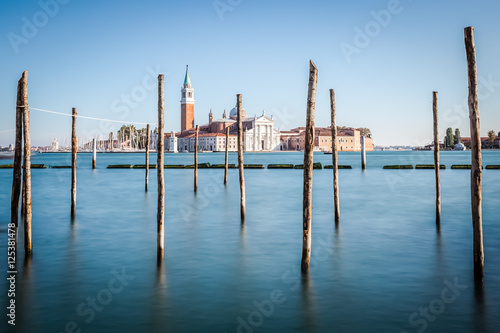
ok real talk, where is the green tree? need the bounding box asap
[454,128,461,144]
[358,128,372,138]
[488,130,496,147]
[445,128,454,148]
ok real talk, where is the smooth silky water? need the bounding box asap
[1,151,499,332]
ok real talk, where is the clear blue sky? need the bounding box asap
[1,0,499,146]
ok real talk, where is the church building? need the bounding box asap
[175,66,281,152]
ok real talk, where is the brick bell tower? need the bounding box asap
[181,65,195,132]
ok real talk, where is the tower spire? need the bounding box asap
[184,65,191,87]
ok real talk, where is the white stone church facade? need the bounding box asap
[241,111,281,152]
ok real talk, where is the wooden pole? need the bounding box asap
[21,172,25,221]
[157,74,165,260]
[145,124,150,192]
[20,71,32,254]
[224,126,229,185]
[71,108,77,217]
[464,26,484,281]
[11,74,24,227]
[130,125,133,150]
[237,94,246,220]
[433,91,441,228]
[361,136,366,170]
[301,60,318,273]
[194,125,199,192]
[92,138,96,169]
[330,89,340,224]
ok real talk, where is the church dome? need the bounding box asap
[229,106,247,119]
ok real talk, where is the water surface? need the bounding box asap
[1,151,499,333]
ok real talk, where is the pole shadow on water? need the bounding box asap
[240,220,246,250]
[300,273,316,333]
[473,279,488,332]
[150,255,172,332]
[435,231,446,276]
[334,224,342,273]
[15,251,33,332]
[60,217,81,331]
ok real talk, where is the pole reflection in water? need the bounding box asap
[301,273,316,333]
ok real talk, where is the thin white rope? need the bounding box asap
[29,107,156,126]
[0,129,15,133]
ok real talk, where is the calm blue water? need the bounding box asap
[1,151,499,333]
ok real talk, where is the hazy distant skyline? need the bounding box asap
[1,0,499,147]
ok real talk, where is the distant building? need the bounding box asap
[166,131,178,153]
[178,132,237,152]
[280,127,374,152]
[460,137,500,149]
[50,138,59,152]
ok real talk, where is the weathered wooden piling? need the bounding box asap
[145,124,150,192]
[301,60,318,273]
[71,108,77,217]
[433,92,441,228]
[194,125,199,192]
[224,127,229,185]
[464,26,484,281]
[92,138,96,169]
[237,94,246,220]
[130,125,133,150]
[11,73,24,227]
[157,74,165,260]
[361,136,366,170]
[20,71,32,254]
[330,89,340,224]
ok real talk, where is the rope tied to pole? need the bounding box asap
[29,107,157,126]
